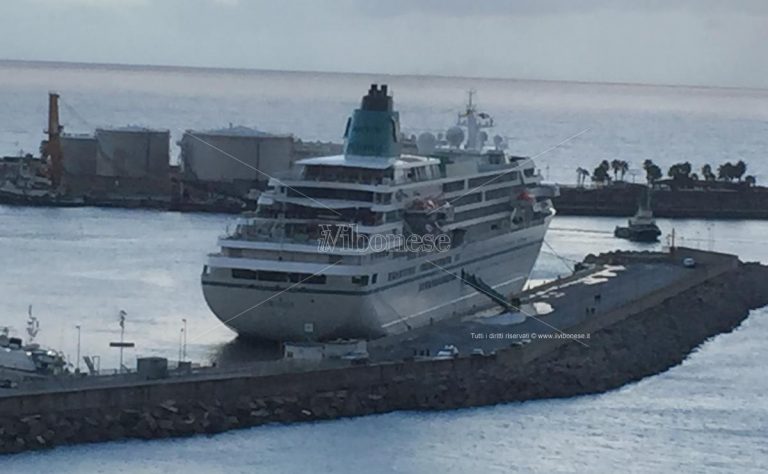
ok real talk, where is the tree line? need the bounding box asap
[579,159,757,187]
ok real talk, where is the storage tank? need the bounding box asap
[179,126,294,183]
[60,133,98,176]
[95,127,170,178]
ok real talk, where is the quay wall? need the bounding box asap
[1,259,767,455]
[554,185,768,219]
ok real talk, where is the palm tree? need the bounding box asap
[643,159,654,171]
[718,162,734,181]
[734,160,747,181]
[701,164,716,181]
[644,160,662,185]
[667,162,693,184]
[592,161,611,185]
[618,161,629,181]
[611,159,621,180]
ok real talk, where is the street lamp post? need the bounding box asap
[109,310,134,374]
[75,325,81,372]
[182,318,187,362]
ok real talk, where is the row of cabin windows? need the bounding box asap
[231,269,327,284]
[454,202,512,223]
[388,266,416,282]
[231,254,464,288]
[452,186,515,207]
[442,171,520,194]
[485,186,513,201]
[442,180,465,193]
[468,171,519,189]
[418,274,456,291]
[302,165,394,184]
[453,192,483,207]
[285,187,391,204]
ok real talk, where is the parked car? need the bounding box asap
[434,345,459,360]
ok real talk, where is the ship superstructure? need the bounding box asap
[202,85,556,341]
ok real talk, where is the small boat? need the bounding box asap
[614,187,661,242]
[0,310,68,384]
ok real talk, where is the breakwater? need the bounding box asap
[1,256,767,455]
[554,184,768,219]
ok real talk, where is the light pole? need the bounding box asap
[75,325,81,372]
[178,327,183,363]
[182,318,188,362]
[119,311,125,373]
[109,310,134,375]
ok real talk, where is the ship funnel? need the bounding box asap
[343,84,401,158]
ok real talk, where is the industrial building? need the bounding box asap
[179,126,293,185]
[95,127,169,179]
[59,127,171,199]
[60,134,97,176]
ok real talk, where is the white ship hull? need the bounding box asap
[202,217,551,341]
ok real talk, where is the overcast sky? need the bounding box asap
[2,0,767,88]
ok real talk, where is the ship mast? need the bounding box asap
[457,90,493,151]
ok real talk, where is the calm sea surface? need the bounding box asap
[1,61,767,472]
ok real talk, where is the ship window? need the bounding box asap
[287,187,374,202]
[388,266,416,281]
[488,152,504,165]
[231,269,260,280]
[385,210,400,222]
[454,203,510,222]
[485,187,512,201]
[418,274,455,291]
[524,168,535,177]
[468,175,499,188]
[305,274,327,284]
[469,172,518,188]
[289,273,327,284]
[352,275,369,286]
[231,269,326,284]
[259,271,288,282]
[372,273,378,284]
[454,192,482,206]
[442,180,464,193]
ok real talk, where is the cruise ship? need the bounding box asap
[202,85,557,341]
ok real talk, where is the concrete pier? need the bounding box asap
[1,248,767,455]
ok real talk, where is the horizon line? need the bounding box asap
[2,58,766,94]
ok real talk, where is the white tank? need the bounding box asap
[61,133,98,175]
[95,127,169,178]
